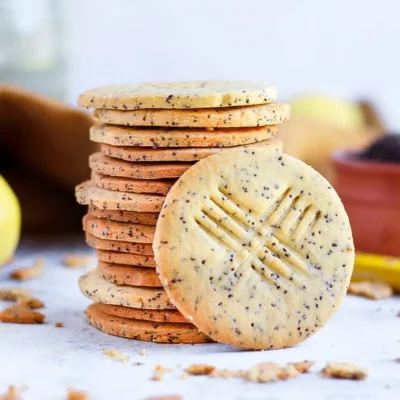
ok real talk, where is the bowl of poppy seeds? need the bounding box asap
[332,134,400,256]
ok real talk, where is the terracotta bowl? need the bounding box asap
[331,151,400,256]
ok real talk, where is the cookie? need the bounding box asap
[92,172,176,195]
[93,103,290,128]
[88,205,159,225]
[83,214,155,243]
[86,303,211,343]
[78,81,277,110]
[86,234,155,258]
[90,124,278,148]
[90,153,192,180]
[98,261,162,287]
[154,147,354,350]
[79,269,175,309]
[101,139,282,162]
[76,181,164,212]
[96,249,155,265]
[96,303,188,323]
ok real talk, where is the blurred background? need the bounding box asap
[1,0,399,260]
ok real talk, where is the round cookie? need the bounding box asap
[90,124,279,148]
[79,269,174,309]
[96,303,188,323]
[78,81,277,110]
[92,172,176,195]
[86,303,211,344]
[83,214,154,243]
[90,152,193,180]
[101,139,282,162]
[88,205,159,225]
[76,181,164,212]
[154,147,355,350]
[98,262,162,287]
[96,249,155,266]
[86,234,155,258]
[93,103,290,128]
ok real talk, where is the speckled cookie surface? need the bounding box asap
[98,261,162,287]
[96,249,155,265]
[83,214,154,243]
[90,152,192,180]
[86,303,211,343]
[79,269,174,309]
[86,234,155,258]
[92,172,176,195]
[90,124,278,148]
[76,181,164,212]
[101,139,281,162]
[96,303,188,323]
[153,147,355,350]
[93,103,290,128]
[78,81,276,110]
[88,205,159,225]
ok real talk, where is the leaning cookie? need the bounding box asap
[154,146,354,350]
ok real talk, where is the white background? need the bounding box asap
[62,0,400,129]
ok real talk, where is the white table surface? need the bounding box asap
[0,236,399,400]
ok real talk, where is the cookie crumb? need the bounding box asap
[348,281,393,300]
[54,322,64,328]
[0,288,31,302]
[247,362,281,383]
[277,364,300,380]
[289,360,315,373]
[63,254,95,269]
[322,362,368,380]
[0,304,45,324]
[151,365,172,381]
[0,385,19,400]
[67,388,88,400]
[103,349,129,363]
[140,348,147,356]
[185,364,215,375]
[210,369,247,378]
[17,298,44,309]
[10,257,45,280]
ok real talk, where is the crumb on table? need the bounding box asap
[67,388,88,400]
[0,288,32,302]
[10,257,45,280]
[321,362,368,380]
[185,364,215,376]
[54,322,64,328]
[0,304,45,324]
[348,281,393,300]
[18,298,44,309]
[103,349,129,363]
[63,254,95,269]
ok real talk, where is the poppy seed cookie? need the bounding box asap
[86,303,211,343]
[90,124,278,148]
[79,269,175,309]
[78,81,276,110]
[90,152,193,180]
[93,103,290,128]
[98,262,162,287]
[154,147,354,350]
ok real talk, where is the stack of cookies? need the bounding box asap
[75,81,291,344]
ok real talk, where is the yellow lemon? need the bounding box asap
[0,175,21,266]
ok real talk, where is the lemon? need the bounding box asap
[290,96,365,131]
[0,175,21,266]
